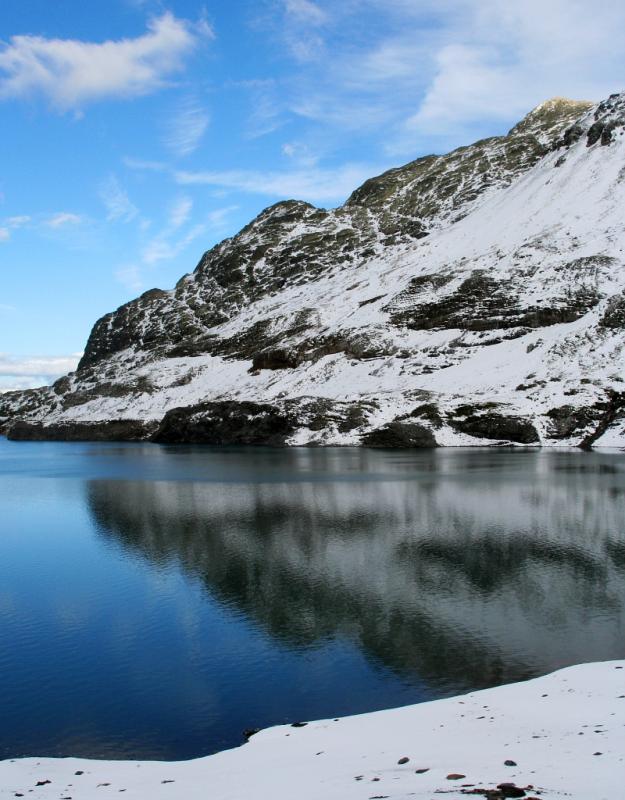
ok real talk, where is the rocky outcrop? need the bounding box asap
[6,419,156,441]
[449,409,540,444]
[362,421,437,448]
[152,401,298,446]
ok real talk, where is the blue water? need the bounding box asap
[1,439,624,760]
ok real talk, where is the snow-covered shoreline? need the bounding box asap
[1,660,623,800]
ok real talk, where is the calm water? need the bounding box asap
[1,439,624,761]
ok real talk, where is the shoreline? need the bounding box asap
[1,660,623,800]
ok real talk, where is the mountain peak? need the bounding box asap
[508,97,593,142]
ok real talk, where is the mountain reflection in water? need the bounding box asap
[88,447,625,693]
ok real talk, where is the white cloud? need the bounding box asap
[263,0,625,157]
[45,212,82,228]
[0,352,81,391]
[175,163,386,204]
[284,0,328,25]
[5,215,31,228]
[99,175,139,223]
[164,97,210,156]
[0,13,207,110]
[282,142,319,167]
[169,196,193,229]
[115,264,144,293]
[123,156,167,172]
[206,205,239,228]
[139,205,236,270]
[0,227,9,241]
[142,220,208,265]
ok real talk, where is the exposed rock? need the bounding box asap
[545,405,600,439]
[600,293,625,328]
[388,270,599,333]
[449,412,539,444]
[579,391,625,450]
[6,419,156,442]
[252,347,303,371]
[362,421,437,448]
[152,401,297,446]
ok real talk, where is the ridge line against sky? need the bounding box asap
[1,0,624,390]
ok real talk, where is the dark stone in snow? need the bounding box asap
[153,400,297,446]
[362,421,437,448]
[497,784,526,798]
[449,411,539,444]
[504,759,517,766]
[397,757,410,764]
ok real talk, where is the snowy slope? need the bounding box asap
[1,660,624,800]
[2,94,625,447]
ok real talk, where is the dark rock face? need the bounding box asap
[362,421,437,448]
[545,404,600,439]
[388,270,600,333]
[252,347,303,371]
[578,391,625,450]
[153,401,298,446]
[586,94,625,147]
[600,293,625,328]
[407,403,444,428]
[449,411,539,444]
[6,419,156,441]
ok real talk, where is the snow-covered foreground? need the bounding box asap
[2,661,623,800]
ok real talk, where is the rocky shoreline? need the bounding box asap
[3,395,622,449]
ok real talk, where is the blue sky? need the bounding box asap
[1,0,624,389]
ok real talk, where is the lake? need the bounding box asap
[1,439,624,761]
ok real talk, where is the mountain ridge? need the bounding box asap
[3,93,625,448]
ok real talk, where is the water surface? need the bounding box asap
[1,440,624,760]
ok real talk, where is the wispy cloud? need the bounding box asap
[142,220,209,265]
[284,0,328,25]
[115,264,144,293]
[175,163,385,204]
[123,156,168,172]
[164,97,210,156]
[261,0,625,157]
[0,13,209,110]
[114,200,237,292]
[169,196,193,229]
[99,175,139,222]
[0,352,81,391]
[45,212,82,228]
[5,215,31,228]
[0,227,9,242]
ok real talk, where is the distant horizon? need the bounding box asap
[1,0,623,390]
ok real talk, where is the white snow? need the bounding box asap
[1,660,623,799]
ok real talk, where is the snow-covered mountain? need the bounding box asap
[3,93,625,447]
